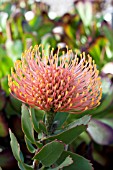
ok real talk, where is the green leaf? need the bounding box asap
[35,109,45,121]
[1,76,10,95]
[9,130,34,170]
[45,115,91,144]
[0,46,13,79]
[30,108,40,133]
[33,140,64,167]
[41,34,57,51]
[39,121,47,134]
[103,26,113,50]
[31,108,47,134]
[35,141,43,148]
[38,132,43,139]
[54,112,69,129]
[21,104,35,143]
[10,95,21,112]
[88,36,107,69]
[5,102,18,117]
[18,162,33,170]
[57,151,93,170]
[48,156,73,170]
[9,129,24,162]
[25,136,36,153]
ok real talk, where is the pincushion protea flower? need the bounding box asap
[8,44,102,114]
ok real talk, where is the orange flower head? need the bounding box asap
[8,45,102,113]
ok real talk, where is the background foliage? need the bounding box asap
[0,0,113,169]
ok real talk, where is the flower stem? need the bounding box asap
[46,111,56,133]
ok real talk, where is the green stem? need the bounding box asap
[46,111,56,133]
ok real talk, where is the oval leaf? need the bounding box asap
[87,119,113,145]
[18,162,33,170]
[54,112,69,129]
[39,121,47,134]
[9,129,24,162]
[25,136,36,153]
[57,151,93,170]
[48,156,73,170]
[30,108,40,133]
[21,104,35,143]
[33,140,64,167]
[45,115,91,144]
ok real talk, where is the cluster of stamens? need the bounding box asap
[8,44,102,113]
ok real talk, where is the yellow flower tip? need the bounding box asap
[48,98,53,102]
[58,45,61,49]
[14,88,17,92]
[8,74,12,82]
[68,98,71,103]
[80,100,83,103]
[26,98,29,102]
[69,103,73,107]
[58,104,61,108]
[72,86,75,91]
[8,88,11,93]
[92,98,94,102]
[58,95,61,100]
[85,106,88,111]
[11,67,14,73]
[38,100,41,104]
[98,102,101,106]
[24,84,27,88]
[33,98,36,102]
[76,93,79,98]
[91,102,94,106]
[24,94,27,98]
[82,51,86,57]
[52,47,54,51]
[65,91,68,95]
[84,97,87,102]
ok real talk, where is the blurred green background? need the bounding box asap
[1,0,113,170]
